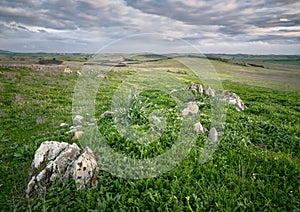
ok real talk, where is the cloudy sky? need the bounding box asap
[0,0,299,54]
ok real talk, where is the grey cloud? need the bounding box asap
[0,0,128,30]
[0,0,299,53]
[124,0,300,43]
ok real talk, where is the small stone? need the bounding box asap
[60,123,68,127]
[100,111,115,118]
[181,102,199,117]
[193,122,206,134]
[72,131,84,140]
[197,84,204,95]
[204,86,216,97]
[67,125,82,133]
[151,116,161,123]
[208,127,218,142]
[97,74,106,78]
[170,89,178,94]
[64,67,72,73]
[73,115,84,124]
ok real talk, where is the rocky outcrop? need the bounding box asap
[186,83,203,95]
[186,82,247,111]
[220,90,247,111]
[74,147,99,189]
[26,141,99,198]
[203,86,216,97]
[181,101,199,117]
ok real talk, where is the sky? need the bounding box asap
[0,0,299,54]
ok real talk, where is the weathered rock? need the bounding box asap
[193,122,206,134]
[151,115,162,123]
[100,111,115,118]
[204,86,216,97]
[64,67,72,73]
[67,125,82,133]
[26,141,99,198]
[97,74,107,78]
[60,123,68,127]
[221,90,247,111]
[74,147,99,189]
[181,101,199,117]
[72,131,84,140]
[208,127,218,142]
[186,83,203,95]
[73,115,84,124]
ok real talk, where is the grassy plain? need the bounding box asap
[0,53,299,211]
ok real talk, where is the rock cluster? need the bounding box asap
[220,90,247,111]
[187,82,247,111]
[26,141,99,198]
[59,115,97,141]
[186,83,203,95]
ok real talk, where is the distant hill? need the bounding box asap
[0,49,13,54]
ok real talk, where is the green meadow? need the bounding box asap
[0,54,299,211]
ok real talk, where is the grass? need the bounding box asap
[0,54,299,211]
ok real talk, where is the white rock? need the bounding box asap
[33,141,69,169]
[67,125,82,133]
[97,74,106,78]
[72,131,84,140]
[74,147,99,189]
[197,84,203,95]
[193,122,206,134]
[204,86,216,97]
[208,127,218,142]
[100,111,115,118]
[151,116,161,123]
[221,90,247,111]
[26,141,98,198]
[170,89,178,94]
[60,123,68,127]
[26,176,36,197]
[52,143,81,179]
[73,115,84,124]
[181,102,199,117]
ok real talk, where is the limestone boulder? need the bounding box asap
[181,101,199,117]
[73,115,84,124]
[204,86,216,97]
[193,122,206,134]
[221,90,247,111]
[74,147,99,189]
[26,141,99,198]
[208,127,218,142]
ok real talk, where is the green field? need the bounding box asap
[0,54,299,211]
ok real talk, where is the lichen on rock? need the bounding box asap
[26,141,99,198]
